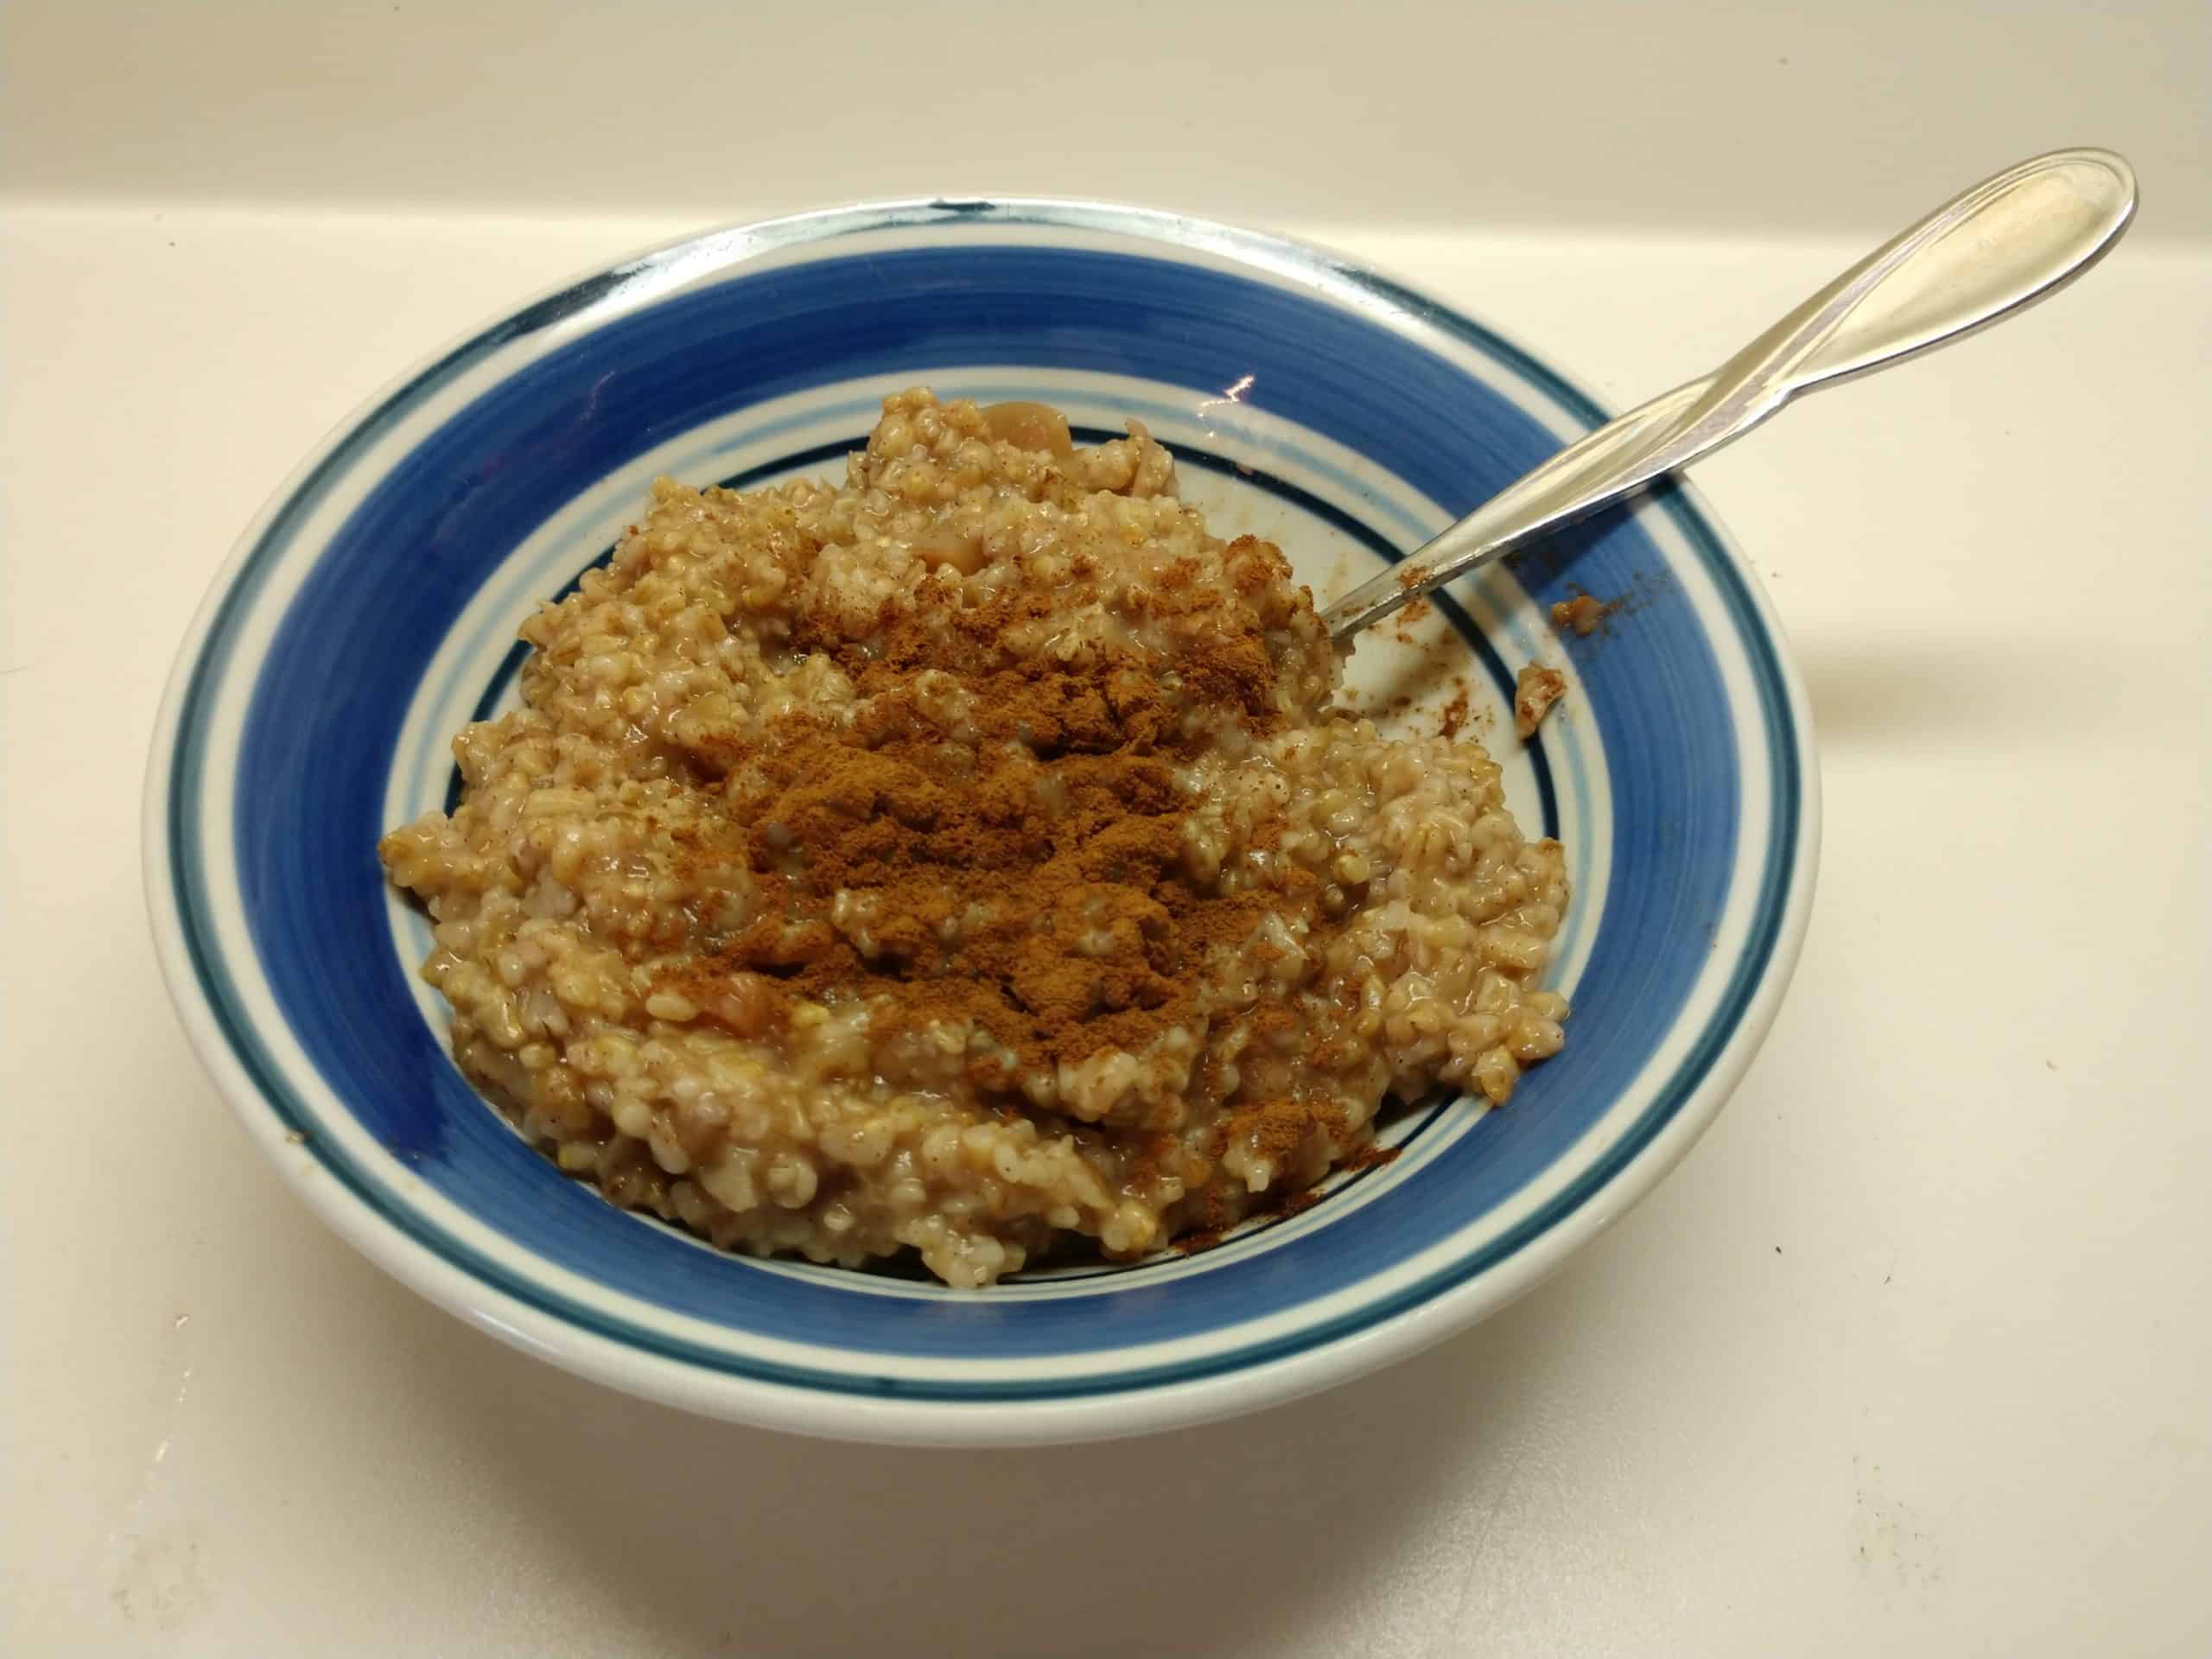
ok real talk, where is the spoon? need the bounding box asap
[1320,147,2138,643]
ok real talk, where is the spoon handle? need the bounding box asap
[1320,147,2138,642]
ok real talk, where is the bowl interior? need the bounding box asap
[162,207,1804,1415]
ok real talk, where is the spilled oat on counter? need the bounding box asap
[380,391,1569,1286]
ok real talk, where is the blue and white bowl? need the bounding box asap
[145,200,1818,1445]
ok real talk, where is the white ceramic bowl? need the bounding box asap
[147,200,1818,1445]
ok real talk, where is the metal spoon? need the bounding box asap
[1320,147,2138,643]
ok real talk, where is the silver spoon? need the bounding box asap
[1321,147,2138,643]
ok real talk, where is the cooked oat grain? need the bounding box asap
[381,390,1568,1286]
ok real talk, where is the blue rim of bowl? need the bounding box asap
[146,198,1818,1430]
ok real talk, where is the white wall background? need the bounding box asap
[5,1,2207,244]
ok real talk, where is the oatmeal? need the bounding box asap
[380,391,1570,1286]
[1551,592,1611,636]
[1515,663,1568,740]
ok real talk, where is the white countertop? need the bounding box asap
[5,5,2209,1654]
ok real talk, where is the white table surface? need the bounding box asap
[4,5,2209,1655]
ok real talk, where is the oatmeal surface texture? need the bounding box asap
[380,391,1569,1286]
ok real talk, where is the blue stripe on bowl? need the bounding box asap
[166,213,1802,1401]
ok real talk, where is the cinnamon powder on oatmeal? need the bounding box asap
[665,539,1338,1148]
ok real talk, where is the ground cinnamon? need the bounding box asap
[663,537,1332,1141]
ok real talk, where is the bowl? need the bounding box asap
[145,199,1818,1445]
